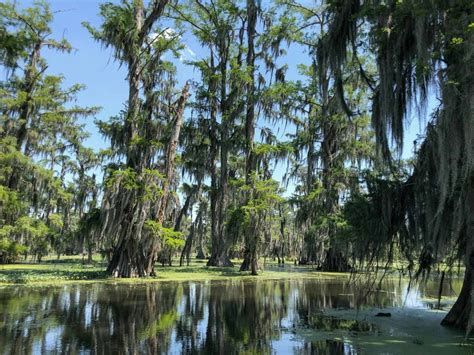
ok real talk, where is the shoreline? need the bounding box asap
[0,257,461,287]
[0,261,351,287]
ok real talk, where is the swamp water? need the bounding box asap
[0,274,472,354]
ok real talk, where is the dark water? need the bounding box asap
[0,275,467,354]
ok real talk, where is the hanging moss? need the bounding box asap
[322,0,474,332]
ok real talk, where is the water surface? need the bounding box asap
[0,274,471,354]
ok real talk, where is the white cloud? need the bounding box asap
[148,27,178,43]
[185,47,196,58]
[161,27,177,40]
[148,27,196,62]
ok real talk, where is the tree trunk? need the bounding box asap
[208,118,233,266]
[239,0,258,274]
[207,52,233,267]
[174,186,195,232]
[178,189,201,266]
[441,213,474,332]
[319,61,347,271]
[106,1,145,278]
[196,247,206,259]
[240,251,259,275]
[207,110,224,265]
[208,249,234,267]
[240,218,259,274]
[195,201,207,259]
[180,224,194,267]
[105,199,151,277]
[156,82,190,225]
[240,251,251,271]
[322,247,351,272]
[146,82,190,275]
[107,240,146,277]
[441,262,472,330]
[87,245,93,264]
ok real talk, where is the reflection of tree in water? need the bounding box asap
[292,278,398,322]
[0,277,463,354]
[416,276,462,300]
[0,288,52,353]
[0,284,181,353]
[78,284,180,353]
[175,282,207,352]
[216,281,287,351]
[174,280,290,353]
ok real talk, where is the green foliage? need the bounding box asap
[106,168,140,190]
[0,262,107,284]
[144,220,185,249]
[343,194,374,241]
[240,176,283,213]
[0,185,24,219]
[0,237,27,263]
[105,167,164,203]
[0,0,99,263]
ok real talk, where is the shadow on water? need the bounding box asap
[0,276,470,354]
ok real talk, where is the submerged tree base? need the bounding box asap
[106,243,150,278]
[206,255,234,267]
[239,251,259,275]
[441,265,472,333]
[321,248,351,272]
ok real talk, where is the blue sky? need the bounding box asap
[18,0,427,195]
